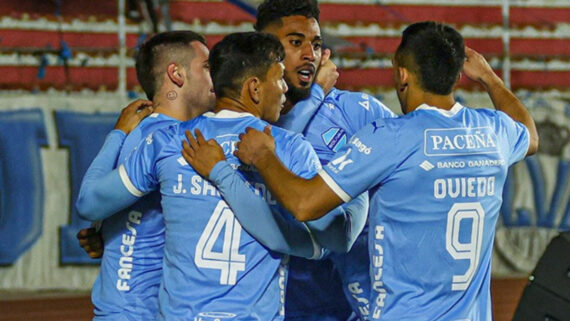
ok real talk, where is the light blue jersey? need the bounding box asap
[119,110,322,321]
[320,103,530,321]
[91,113,177,321]
[285,88,396,320]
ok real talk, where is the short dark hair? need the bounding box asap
[209,32,284,99]
[135,31,206,100]
[395,21,465,95]
[254,0,320,31]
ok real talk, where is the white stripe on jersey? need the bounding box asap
[119,164,145,197]
[302,222,324,260]
[318,170,352,203]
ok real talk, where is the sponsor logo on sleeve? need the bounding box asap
[371,121,380,133]
[328,148,354,173]
[349,136,372,154]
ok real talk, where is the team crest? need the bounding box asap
[321,127,347,152]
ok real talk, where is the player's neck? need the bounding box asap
[153,96,201,122]
[407,90,456,112]
[213,97,261,118]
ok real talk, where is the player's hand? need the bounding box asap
[234,126,275,166]
[182,129,226,178]
[315,48,339,95]
[462,47,502,88]
[114,99,154,134]
[76,227,103,259]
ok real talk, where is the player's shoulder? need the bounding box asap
[138,119,182,152]
[137,113,180,136]
[367,114,406,134]
[459,105,516,128]
[271,123,297,140]
[178,114,204,132]
[328,88,394,112]
[273,124,321,175]
[272,124,313,154]
[464,105,501,118]
[325,88,370,109]
[474,107,529,139]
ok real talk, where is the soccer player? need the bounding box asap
[77,32,365,320]
[77,25,346,321]
[231,21,539,320]
[75,31,215,320]
[255,1,397,319]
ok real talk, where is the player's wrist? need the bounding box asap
[208,160,231,183]
[251,147,276,171]
[109,129,127,140]
[478,72,503,91]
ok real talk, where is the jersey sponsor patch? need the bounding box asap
[424,127,499,156]
[321,127,348,152]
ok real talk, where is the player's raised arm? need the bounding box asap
[76,100,154,221]
[234,126,344,221]
[462,47,538,155]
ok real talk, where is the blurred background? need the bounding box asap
[0,0,568,320]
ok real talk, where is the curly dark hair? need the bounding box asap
[254,0,320,31]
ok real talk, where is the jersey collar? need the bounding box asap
[203,110,256,119]
[416,102,463,117]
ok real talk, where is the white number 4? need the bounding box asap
[445,202,485,291]
[195,200,246,285]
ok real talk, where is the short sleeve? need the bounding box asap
[338,91,398,133]
[120,126,177,196]
[320,119,400,202]
[496,110,530,166]
[275,129,322,179]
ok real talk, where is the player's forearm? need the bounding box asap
[480,75,539,155]
[76,130,137,221]
[76,170,138,221]
[305,206,349,253]
[254,151,337,222]
[342,192,369,248]
[275,84,324,133]
[210,161,319,258]
[306,192,368,253]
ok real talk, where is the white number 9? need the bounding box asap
[445,202,485,291]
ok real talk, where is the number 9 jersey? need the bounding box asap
[318,103,530,321]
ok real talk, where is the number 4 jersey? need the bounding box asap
[319,103,530,321]
[119,110,322,321]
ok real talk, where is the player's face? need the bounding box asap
[263,16,322,104]
[184,41,216,115]
[259,62,288,123]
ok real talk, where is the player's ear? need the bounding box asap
[167,63,185,87]
[398,67,409,92]
[247,77,261,104]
